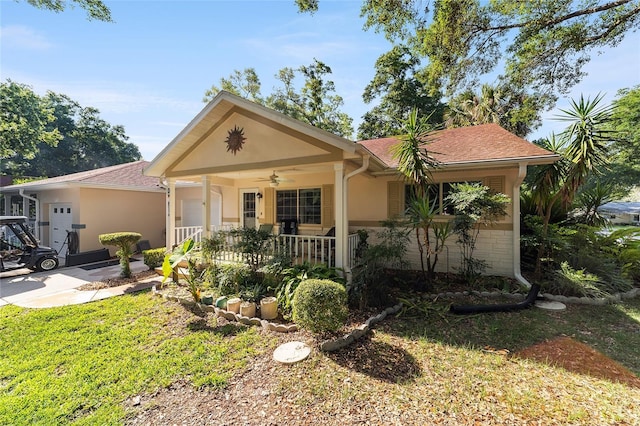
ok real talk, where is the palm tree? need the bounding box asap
[530,93,616,277]
[445,84,504,128]
[391,109,443,284]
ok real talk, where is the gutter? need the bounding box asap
[513,163,532,290]
[342,154,370,276]
[19,189,40,240]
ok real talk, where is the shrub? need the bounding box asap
[142,247,166,270]
[98,232,142,278]
[349,221,409,309]
[214,262,252,295]
[275,262,344,320]
[292,279,348,333]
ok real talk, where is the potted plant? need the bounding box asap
[239,282,265,318]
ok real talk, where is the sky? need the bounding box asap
[2,0,639,161]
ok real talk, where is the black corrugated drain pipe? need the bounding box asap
[449,284,541,315]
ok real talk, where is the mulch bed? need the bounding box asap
[514,336,640,389]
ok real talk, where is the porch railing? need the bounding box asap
[174,226,359,268]
[175,226,203,245]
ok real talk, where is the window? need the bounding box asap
[276,188,321,224]
[404,181,479,215]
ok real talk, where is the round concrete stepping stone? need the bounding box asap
[535,300,566,311]
[273,341,311,364]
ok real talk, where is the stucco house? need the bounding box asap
[144,91,558,285]
[1,161,167,260]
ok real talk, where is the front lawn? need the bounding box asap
[0,292,271,425]
[1,291,639,425]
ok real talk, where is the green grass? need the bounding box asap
[0,291,269,425]
[393,296,640,374]
[273,297,640,424]
[1,290,639,425]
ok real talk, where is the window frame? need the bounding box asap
[275,187,322,225]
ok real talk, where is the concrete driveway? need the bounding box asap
[0,259,158,308]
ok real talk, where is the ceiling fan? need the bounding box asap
[256,171,294,187]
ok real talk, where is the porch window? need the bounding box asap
[276,188,321,224]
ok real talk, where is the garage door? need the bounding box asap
[50,203,72,257]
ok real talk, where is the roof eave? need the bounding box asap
[370,154,561,176]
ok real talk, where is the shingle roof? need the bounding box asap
[358,123,557,168]
[2,161,161,191]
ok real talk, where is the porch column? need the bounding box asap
[166,178,176,249]
[202,175,211,238]
[334,163,345,269]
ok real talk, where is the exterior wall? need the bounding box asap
[78,188,165,254]
[179,164,519,277]
[351,225,514,277]
[346,166,519,277]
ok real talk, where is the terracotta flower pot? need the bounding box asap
[240,301,256,318]
[260,296,278,320]
[226,297,241,313]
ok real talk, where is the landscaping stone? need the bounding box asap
[273,341,311,364]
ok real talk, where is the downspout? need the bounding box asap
[513,163,532,290]
[19,189,40,240]
[342,154,370,277]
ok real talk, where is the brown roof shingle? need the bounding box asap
[3,161,161,190]
[358,123,557,168]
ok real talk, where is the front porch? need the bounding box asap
[174,226,361,269]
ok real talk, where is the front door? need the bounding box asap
[240,190,257,228]
[49,203,72,257]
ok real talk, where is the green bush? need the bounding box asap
[292,279,348,333]
[142,247,166,270]
[214,263,252,295]
[98,232,142,278]
[275,262,344,320]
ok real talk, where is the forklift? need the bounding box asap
[0,216,59,272]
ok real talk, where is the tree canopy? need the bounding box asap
[444,83,544,137]
[1,80,62,170]
[21,0,113,21]
[204,59,354,138]
[1,80,141,178]
[298,0,640,108]
[358,45,445,140]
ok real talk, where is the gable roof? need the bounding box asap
[2,161,162,192]
[358,123,558,170]
[144,91,361,178]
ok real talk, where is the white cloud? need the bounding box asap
[0,25,54,50]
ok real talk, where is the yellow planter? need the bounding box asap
[260,296,278,320]
[226,297,241,313]
[240,301,256,318]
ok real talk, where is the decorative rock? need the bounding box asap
[237,315,253,325]
[341,334,355,346]
[222,311,237,321]
[320,339,343,352]
[286,324,298,332]
[274,324,288,333]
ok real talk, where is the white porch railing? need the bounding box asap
[174,226,361,268]
[175,226,203,245]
